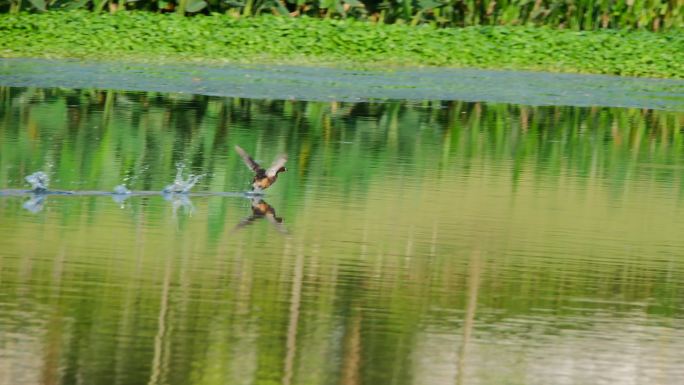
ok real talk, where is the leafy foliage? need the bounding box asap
[0,0,681,30]
[0,11,682,77]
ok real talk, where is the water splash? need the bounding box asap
[22,195,45,213]
[25,171,49,191]
[113,185,131,195]
[163,164,203,194]
[112,185,131,208]
[163,192,195,217]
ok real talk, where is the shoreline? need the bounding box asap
[1,11,682,79]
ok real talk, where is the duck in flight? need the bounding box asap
[235,145,287,192]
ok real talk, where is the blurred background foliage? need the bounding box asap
[0,0,681,31]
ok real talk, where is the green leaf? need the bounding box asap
[93,0,109,12]
[28,0,47,11]
[274,1,290,16]
[418,0,442,10]
[343,0,363,6]
[185,0,208,12]
[59,0,90,10]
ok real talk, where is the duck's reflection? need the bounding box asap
[232,197,287,234]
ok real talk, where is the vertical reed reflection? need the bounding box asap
[114,213,146,385]
[147,249,172,385]
[282,242,302,385]
[340,310,362,385]
[456,250,481,385]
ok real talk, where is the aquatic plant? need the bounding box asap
[0,12,682,77]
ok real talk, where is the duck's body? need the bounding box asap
[252,169,277,190]
[235,145,287,192]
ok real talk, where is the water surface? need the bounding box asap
[1,87,684,385]
[2,58,684,110]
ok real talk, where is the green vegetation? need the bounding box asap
[0,0,681,31]
[0,11,682,77]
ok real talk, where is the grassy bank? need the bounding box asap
[0,11,682,78]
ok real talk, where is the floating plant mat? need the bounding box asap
[1,58,683,111]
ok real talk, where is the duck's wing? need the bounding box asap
[235,145,262,172]
[266,154,288,178]
[230,215,258,233]
[266,214,289,235]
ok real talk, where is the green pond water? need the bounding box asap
[1,87,684,385]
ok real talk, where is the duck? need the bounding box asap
[235,145,287,192]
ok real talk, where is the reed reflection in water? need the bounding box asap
[0,87,683,385]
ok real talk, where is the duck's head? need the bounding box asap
[276,166,287,175]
